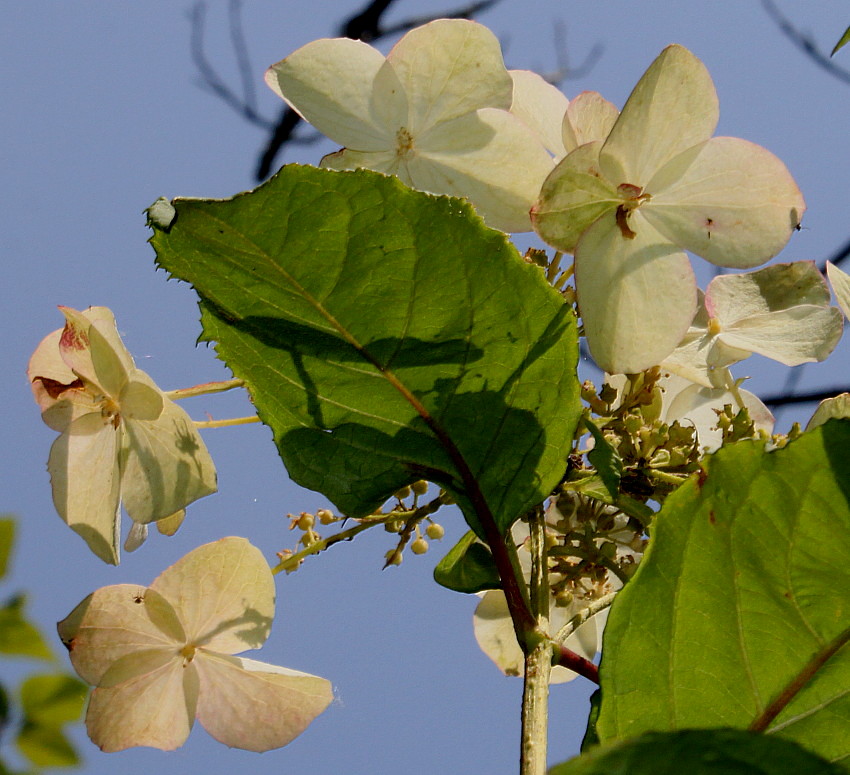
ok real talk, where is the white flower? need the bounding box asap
[265,19,555,232]
[28,307,216,564]
[532,45,805,374]
[58,537,333,752]
[663,262,842,389]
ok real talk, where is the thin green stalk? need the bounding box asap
[164,378,245,400]
[193,415,261,429]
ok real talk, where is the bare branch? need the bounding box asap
[763,386,848,410]
[761,0,850,85]
[542,20,603,85]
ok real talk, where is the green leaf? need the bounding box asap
[580,689,601,752]
[597,420,850,765]
[434,530,501,593]
[0,595,53,660]
[584,420,622,501]
[0,517,14,580]
[150,165,581,534]
[16,674,86,768]
[832,25,850,56]
[550,729,842,775]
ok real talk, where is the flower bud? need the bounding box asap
[316,508,335,524]
[412,480,429,496]
[297,512,315,531]
[385,549,403,566]
[411,538,429,555]
[425,522,445,540]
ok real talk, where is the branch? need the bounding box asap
[762,387,849,410]
[761,0,850,85]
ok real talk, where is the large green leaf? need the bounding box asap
[433,530,500,593]
[550,729,842,775]
[597,421,850,765]
[150,166,580,533]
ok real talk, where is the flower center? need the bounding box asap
[395,127,415,160]
[180,644,197,665]
[615,183,652,239]
[98,395,122,429]
[707,317,723,337]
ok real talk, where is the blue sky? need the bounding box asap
[3,2,850,773]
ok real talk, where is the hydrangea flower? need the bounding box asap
[57,537,333,753]
[28,307,216,564]
[826,261,850,320]
[265,19,554,232]
[662,262,842,389]
[532,45,805,374]
[473,504,640,683]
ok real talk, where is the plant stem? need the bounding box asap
[193,415,261,429]
[164,378,245,400]
[521,507,551,775]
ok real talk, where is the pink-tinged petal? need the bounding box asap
[120,397,216,525]
[600,45,718,187]
[575,212,697,373]
[320,147,402,176]
[562,91,619,153]
[149,537,273,653]
[28,328,77,413]
[509,70,569,158]
[532,141,620,252]
[58,585,183,685]
[47,414,121,565]
[827,261,850,320]
[85,659,197,752]
[266,38,397,151]
[387,19,513,134]
[644,137,805,268]
[412,108,554,232]
[719,306,843,366]
[194,653,333,752]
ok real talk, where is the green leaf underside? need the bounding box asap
[434,530,500,593]
[151,165,580,533]
[550,729,842,775]
[597,420,850,765]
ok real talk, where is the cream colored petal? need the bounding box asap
[320,147,402,177]
[806,393,850,431]
[600,45,718,187]
[473,590,523,677]
[644,137,805,268]
[149,537,274,654]
[575,211,697,373]
[562,91,619,153]
[85,659,197,752]
[719,306,843,366]
[706,262,830,323]
[387,19,512,134]
[48,413,121,565]
[531,141,620,252]
[120,397,216,526]
[827,261,850,320]
[120,370,164,421]
[194,653,333,752]
[412,108,554,232]
[57,585,183,685]
[28,328,75,413]
[509,70,569,158]
[265,38,396,150]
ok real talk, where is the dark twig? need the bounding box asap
[763,387,849,410]
[761,0,850,85]
[819,234,850,272]
[542,20,603,85]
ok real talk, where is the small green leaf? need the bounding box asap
[832,25,850,56]
[16,674,87,768]
[151,166,581,535]
[0,517,14,580]
[580,689,601,752]
[0,596,53,660]
[597,420,850,764]
[550,729,842,775]
[434,531,500,593]
[584,420,622,501]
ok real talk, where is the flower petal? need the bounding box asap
[320,147,402,176]
[265,38,397,151]
[509,69,569,158]
[413,108,554,232]
[120,396,216,526]
[85,659,197,752]
[562,91,619,153]
[119,370,164,421]
[575,212,696,373]
[149,537,274,653]
[47,414,121,565]
[827,261,850,320]
[806,393,850,431]
[57,585,183,685]
[194,653,333,752]
[599,45,718,187]
[28,328,77,413]
[531,141,620,252]
[387,19,513,134]
[644,137,805,268]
